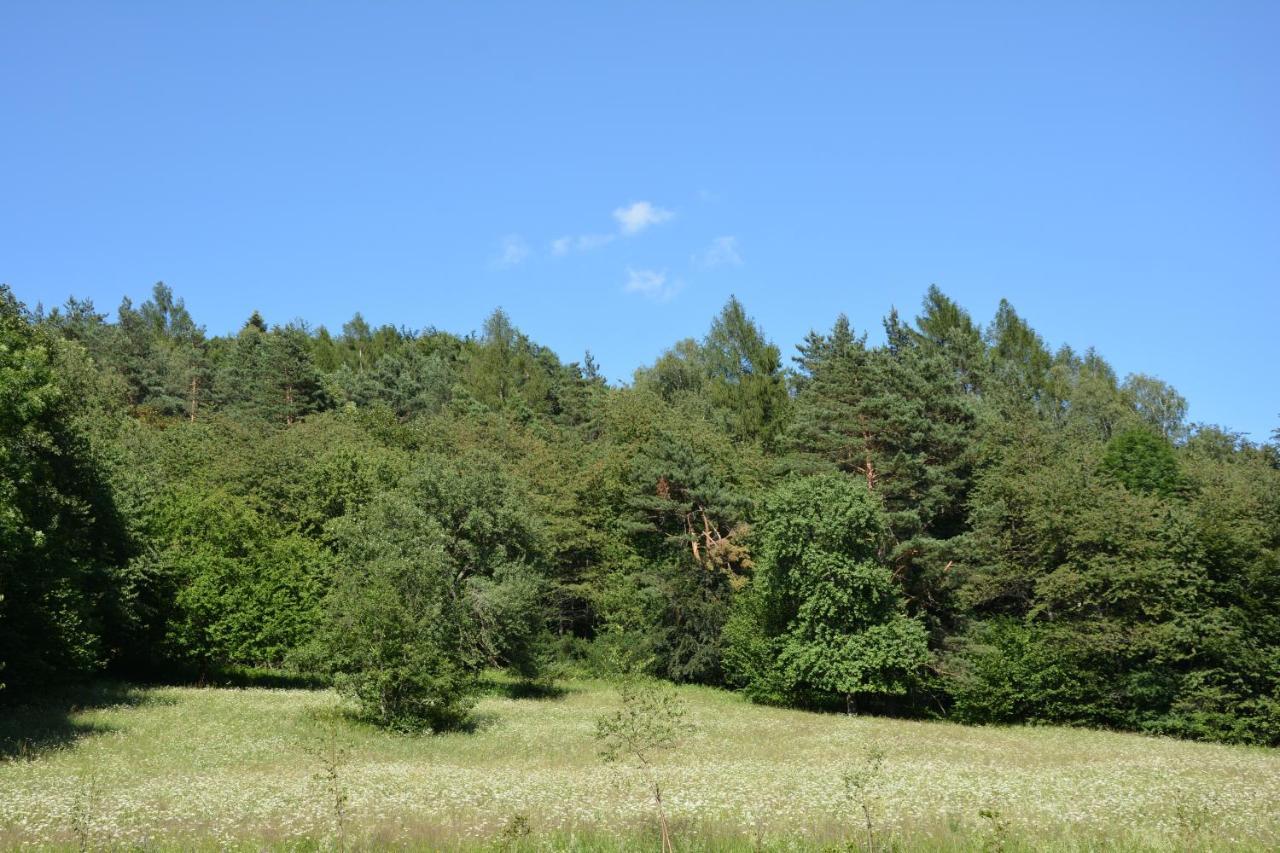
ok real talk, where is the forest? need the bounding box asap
[2,280,1278,747]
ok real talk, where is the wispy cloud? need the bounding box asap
[553,200,673,257]
[551,233,616,256]
[613,201,674,235]
[492,234,529,268]
[695,235,742,268]
[624,267,683,302]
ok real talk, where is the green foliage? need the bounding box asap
[595,676,689,766]
[0,287,131,694]
[401,452,552,676]
[637,296,789,448]
[954,409,1280,744]
[328,343,455,418]
[1122,373,1188,440]
[215,318,327,424]
[100,412,402,676]
[948,619,1115,725]
[789,301,976,636]
[315,491,476,732]
[307,448,553,729]
[701,296,790,447]
[8,277,1278,747]
[610,392,758,683]
[726,474,929,707]
[915,284,986,393]
[52,282,212,421]
[1102,426,1182,496]
[136,488,330,669]
[985,299,1052,398]
[635,338,705,400]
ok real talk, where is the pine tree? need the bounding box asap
[789,309,976,631]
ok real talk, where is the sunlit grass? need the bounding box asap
[0,677,1276,850]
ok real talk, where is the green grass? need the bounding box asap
[1,677,1277,850]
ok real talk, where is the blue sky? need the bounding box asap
[2,2,1277,438]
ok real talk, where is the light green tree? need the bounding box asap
[725,474,928,711]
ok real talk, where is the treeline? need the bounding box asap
[1,282,1277,744]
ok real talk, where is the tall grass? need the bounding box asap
[0,677,1276,850]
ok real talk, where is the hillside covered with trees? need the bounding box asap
[2,282,1277,746]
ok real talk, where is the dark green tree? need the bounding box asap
[1102,427,1183,496]
[271,324,326,424]
[0,287,131,694]
[214,317,325,424]
[98,283,210,420]
[789,308,976,633]
[617,414,754,682]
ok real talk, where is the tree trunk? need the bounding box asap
[654,779,674,853]
[862,434,876,492]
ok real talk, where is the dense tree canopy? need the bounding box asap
[2,281,1276,744]
[0,287,133,693]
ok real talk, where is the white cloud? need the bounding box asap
[613,201,674,235]
[552,200,675,257]
[492,234,529,268]
[624,267,684,302]
[551,233,616,256]
[695,235,742,268]
[624,268,664,295]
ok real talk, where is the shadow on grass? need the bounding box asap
[303,702,497,737]
[476,674,571,701]
[189,665,331,690]
[0,681,166,761]
[125,662,329,691]
[115,661,331,691]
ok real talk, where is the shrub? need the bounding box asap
[315,492,475,732]
[595,676,691,853]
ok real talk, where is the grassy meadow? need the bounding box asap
[1,677,1277,851]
